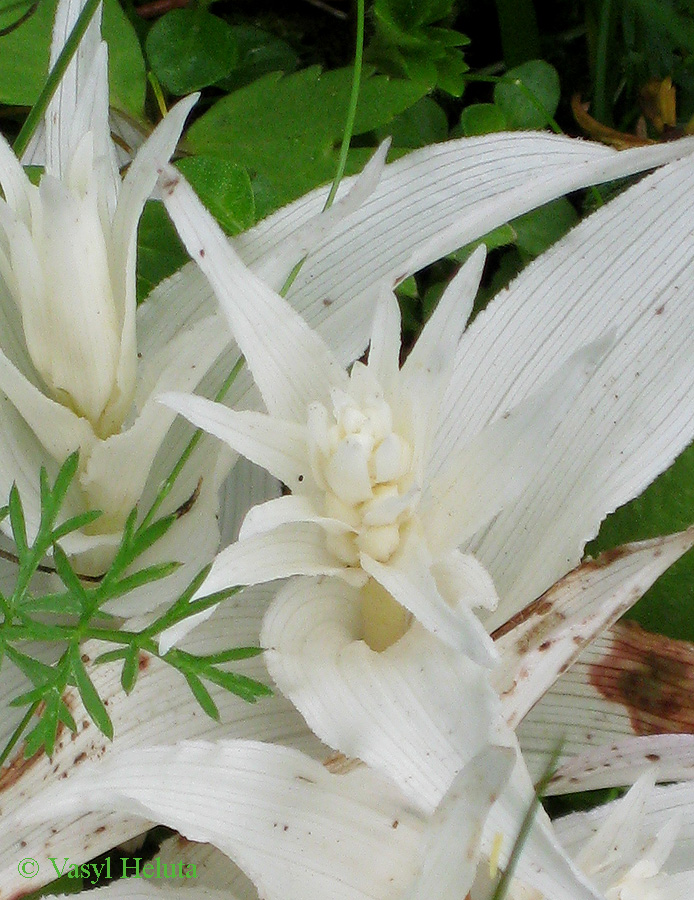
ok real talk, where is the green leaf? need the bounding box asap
[51,545,88,609]
[0,0,146,115]
[50,451,80,511]
[184,671,219,720]
[218,25,299,92]
[374,96,448,147]
[51,509,102,541]
[8,483,27,556]
[4,646,53,686]
[457,102,508,136]
[494,59,560,129]
[588,442,694,641]
[145,8,238,95]
[136,200,188,303]
[512,198,578,259]
[186,66,429,211]
[108,561,181,599]
[494,0,541,66]
[120,648,139,695]
[70,647,113,740]
[199,666,272,704]
[176,156,254,235]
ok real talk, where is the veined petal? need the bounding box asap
[218,455,283,546]
[105,94,199,432]
[360,538,498,667]
[404,747,514,900]
[194,525,353,599]
[422,336,611,556]
[159,165,348,421]
[235,133,694,366]
[432,549,499,612]
[483,749,607,900]
[239,494,351,541]
[367,287,402,393]
[517,621,694,785]
[160,391,308,492]
[549,734,694,796]
[253,141,390,291]
[9,741,427,900]
[0,591,323,899]
[493,529,694,730]
[262,577,501,813]
[401,245,485,389]
[430,154,694,624]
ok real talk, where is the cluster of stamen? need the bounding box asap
[307,367,416,569]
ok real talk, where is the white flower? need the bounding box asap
[0,0,229,592]
[4,56,694,896]
[479,770,694,900]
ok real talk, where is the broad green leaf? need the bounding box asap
[494,59,560,129]
[8,483,27,556]
[375,0,455,32]
[375,96,448,147]
[458,102,508,136]
[136,200,188,303]
[219,25,299,92]
[186,66,429,210]
[588,443,694,641]
[176,156,254,235]
[0,0,146,115]
[145,8,238,95]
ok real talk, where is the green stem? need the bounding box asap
[13,0,102,158]
[279,0,365,298]
[0,701,38,767]
[593,0,614,125]
[140,355,245,531]
[490,741,564,900]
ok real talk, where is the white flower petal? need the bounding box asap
[367,287,402,392]
[105,95,199,430]
[432,549,499,612]
[430,155,694,624]
[218,456,283,546]
[159,166,348,421]
[160,392,308,491]
[549,734,694,796]
[401,245,484,387]
[262,576,501,813]
[423,336,611,555]
[239,494,351,541]
[236,133,694,365]
[360,537,498,666]
[404,747,514,900]
[493,528,694,730]
[9,741,428,900]
[253,141,390,290]
[81,316,229,526]
[195,525,352,599]
[484,749,607,900]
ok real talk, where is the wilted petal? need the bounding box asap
[517,620,694,784]
[493,528,694,729]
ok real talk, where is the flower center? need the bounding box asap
[307,370,416,568]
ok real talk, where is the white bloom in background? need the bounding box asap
[475,771,694,900]
[0,0,230,589]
